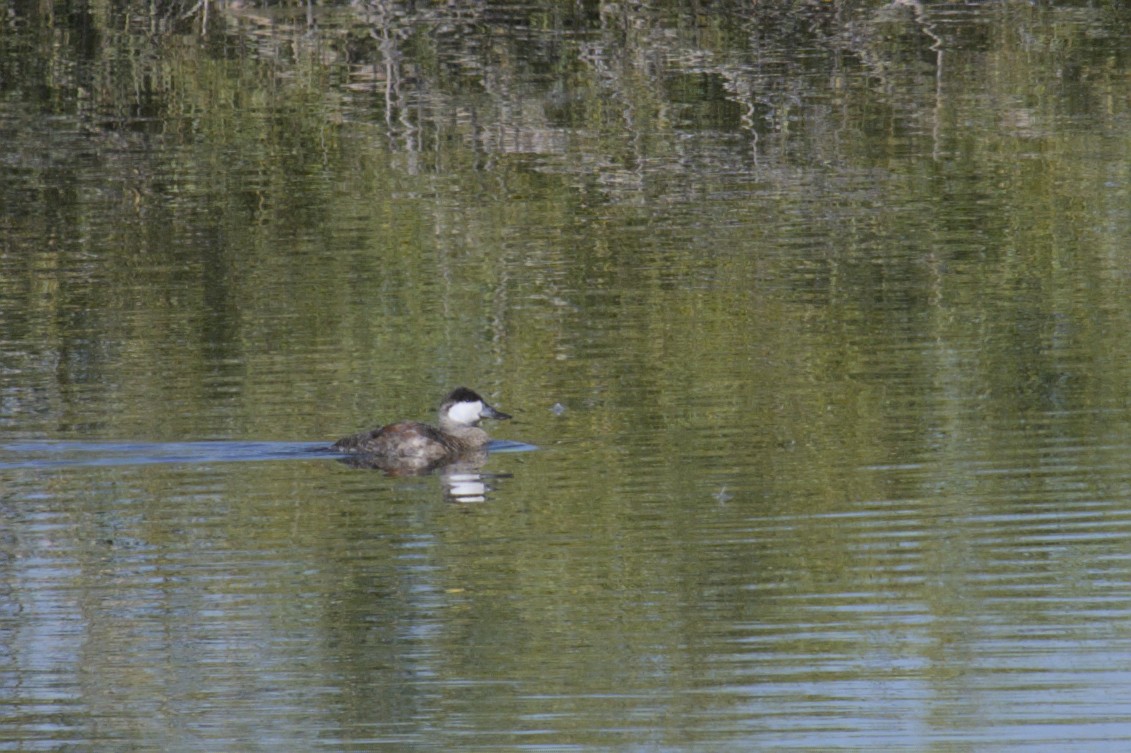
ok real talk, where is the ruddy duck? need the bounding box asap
[331,387,511,473]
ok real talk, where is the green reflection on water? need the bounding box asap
[2,1,1131,750]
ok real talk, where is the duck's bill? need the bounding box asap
[484,405,512,421]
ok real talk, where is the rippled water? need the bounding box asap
[3,1,1131,751]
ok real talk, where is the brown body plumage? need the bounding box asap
[331,387,510,474]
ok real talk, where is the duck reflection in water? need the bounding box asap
[330,387,512,480]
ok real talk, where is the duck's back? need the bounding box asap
[331,421,456,462]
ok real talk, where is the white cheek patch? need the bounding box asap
[447,400,484,424]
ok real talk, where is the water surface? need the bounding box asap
[2,1,1131,750]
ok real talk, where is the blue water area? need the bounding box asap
[488,439,539,453]
[0,440,332,469]
[0,439,538,469]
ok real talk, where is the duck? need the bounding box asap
[331,387,511,473]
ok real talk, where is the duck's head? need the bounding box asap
[440,387,512,428]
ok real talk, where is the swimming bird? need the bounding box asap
[331,387,511,474]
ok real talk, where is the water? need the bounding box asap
[0,441,325,467]
[3,1,1131,750]
[0,439,534,469]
